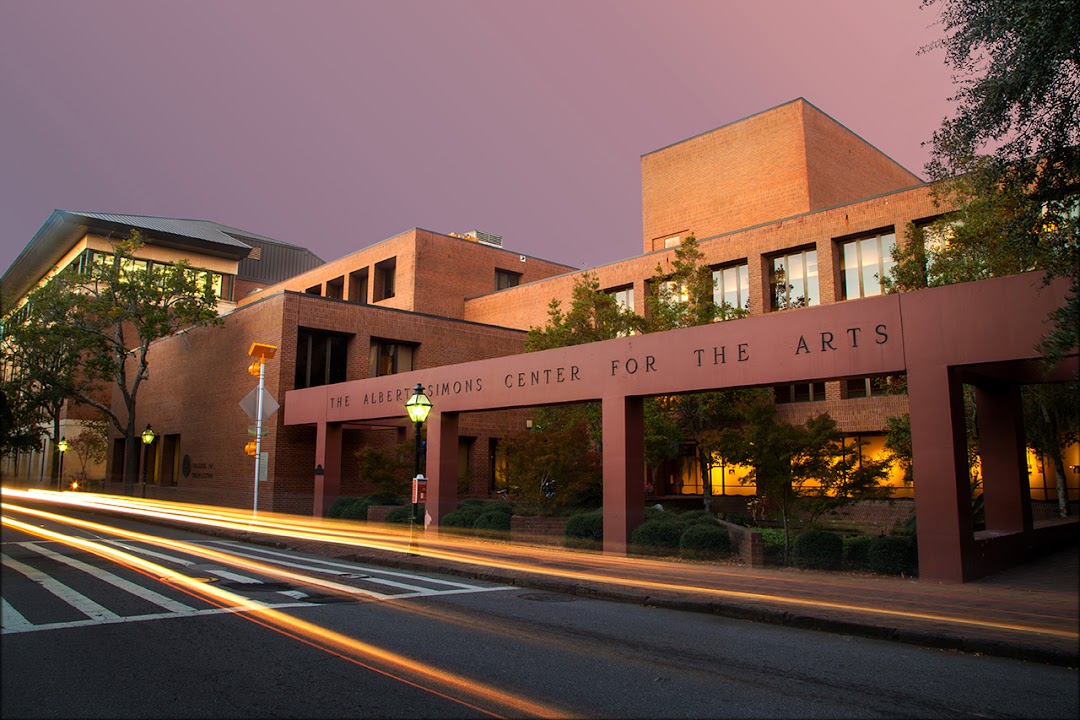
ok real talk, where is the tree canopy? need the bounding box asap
[1,232,223,492]
[919,0,1079,359]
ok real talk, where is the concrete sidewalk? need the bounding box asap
[257,530,1079,668]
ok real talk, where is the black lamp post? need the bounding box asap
[56,437,69,492]
[404,383,432,527]
[141,424,156,498]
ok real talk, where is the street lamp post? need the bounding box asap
[141,424,156,498]
[56,437,69,492]
[404,383,432,528]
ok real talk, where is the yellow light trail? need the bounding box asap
[5,488,1076,641]
[1,511,575,719]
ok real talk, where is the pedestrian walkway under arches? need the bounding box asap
[285,273,1078,583]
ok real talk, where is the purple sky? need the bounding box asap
[0,1,955,275]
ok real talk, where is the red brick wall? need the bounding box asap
[641,99,923,254]
[238,228,575,320]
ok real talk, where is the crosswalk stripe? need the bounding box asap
[1,601,314,635]
[1,552,120,622]
[1,597,32,631]
[21,542,193,613]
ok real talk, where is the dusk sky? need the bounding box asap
[0,1,956,276]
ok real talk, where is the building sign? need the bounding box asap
[287,294,905,426]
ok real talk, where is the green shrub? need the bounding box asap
[679,509,719,526]
[565,509,604,542]
[385,505,421,524]
[339,499,372,521]
[679,524,730,560]
[473,510,512,533]
[869,535,917,576]
[631,517,684,553]
[842,535,874,571]
[441,510,471,528]
[327,496,361,518]
[792,529,843,571]
[753,527,787,564]
[367,491,403,506]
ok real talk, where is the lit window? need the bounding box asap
[770,249,819,310]
[369,339,415,377]
[712,262,749,312]
[840,231,896,299]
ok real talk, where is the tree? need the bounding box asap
[524,272,645,500]
[645,235,750,508]
[719,404,890,565]
[1,278,90,483]
[355,438,414,497]
[920,0,1079,360]
[503,420,601,515]
[526,271,643,351]
[1022,383,1079,517]
[1,232,223,494]
[68,419,109,488]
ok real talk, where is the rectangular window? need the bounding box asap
[295,329,350,389]
[840,230,896,299]
[712,262,750,313]
[374,258,396,301]
[369,339,415,377]
[495,269,522,290]
[770,249,819,310]
[774,382,826,404]
[348,269,369,304]
[608,286,634,312]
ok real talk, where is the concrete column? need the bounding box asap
[602,395,645,555]
[312,421,342,517]
[908,365,973,582]
[975,381,1032,534]
[425,410,459,531]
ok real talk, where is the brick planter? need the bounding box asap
[511,516,568,546]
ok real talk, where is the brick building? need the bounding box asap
[2,99,1076,516]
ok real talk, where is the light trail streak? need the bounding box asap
[5,488,1076,641]
[1,512,575,719]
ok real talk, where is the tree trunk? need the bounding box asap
[50,414,60,490]
[699,449,712,513]
[123,420,139,496]
[1052,451,1070,518]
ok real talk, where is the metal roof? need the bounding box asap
[1,210,324,312]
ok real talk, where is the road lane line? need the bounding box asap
[1,553,120,622]
[210,541,494,591]
[20,542,193,613]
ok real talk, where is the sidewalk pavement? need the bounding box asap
[239,528,1079,668]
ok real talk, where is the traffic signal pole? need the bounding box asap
[253,357,265,517]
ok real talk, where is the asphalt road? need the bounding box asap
[3,505,1078,719]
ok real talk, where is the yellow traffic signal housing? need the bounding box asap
[244,441,258,457]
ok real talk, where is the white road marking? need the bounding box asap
[1,597,32,631]
[1,601,314,635]
[21,542,193,613]
[1,552,120,622]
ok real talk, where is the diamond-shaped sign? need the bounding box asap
[240,388,279,422]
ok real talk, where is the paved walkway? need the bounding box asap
[257,530,1079,668]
